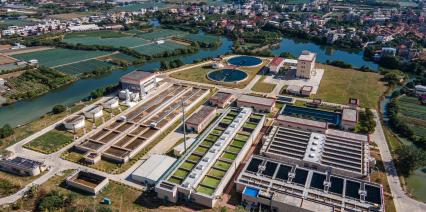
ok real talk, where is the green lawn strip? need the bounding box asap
[211,129,223,136]
[225,146,241,154]
[228,111,239,116]
[243,122,258,129]
[206,134,219,141]
[24,130,73,154]
[180,161,195,170]
[201,140,214,147]
[196,185,215,195]
[250,114,263,120]
[194,146,208,154]
[201,176,220,188]
[235,134,249,141]
[173,169,189,179]
[168,177,183,185]
[222,152,237,160]
[221,118,233,125]
[188,154,201,162]
[214,161,231,170]
[231,139,246,148]
[208,168,226,178]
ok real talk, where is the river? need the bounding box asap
[0,34,379,127]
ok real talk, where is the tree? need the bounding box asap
[280,51,296,59]
[355,109,376,134]
[52,105,66,114]
[395,145,426,176]
[0,124,14,139]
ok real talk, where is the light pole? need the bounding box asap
[181,98,187,154]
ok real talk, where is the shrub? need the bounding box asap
[52,105,66,114]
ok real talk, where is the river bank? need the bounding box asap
[0,34,380,127]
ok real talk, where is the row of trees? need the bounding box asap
[160,59,184,70]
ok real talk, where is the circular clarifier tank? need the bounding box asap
[207,69,248,83]
[227,56,262,67]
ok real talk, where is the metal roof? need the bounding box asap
[132,154,177,183]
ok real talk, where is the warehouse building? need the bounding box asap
[131,154,176,186]
[236,155,383,212]
[66,171,109,195]
[261,124,369,178]
[186,106,217,133]
[120,70,157,97]
[208,92,235,108]
[237,95,276,113]
[0,156,46,176]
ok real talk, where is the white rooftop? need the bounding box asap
[298,51,316,62]
[132,154,176,183]
[303,133,326,163]
[342,108,358,122]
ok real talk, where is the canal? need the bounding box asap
[0,35,378,127]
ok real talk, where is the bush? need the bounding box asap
[326,60,352,69]
[52,105,66,114]
[0,124,14,138]
[38,190,75,211]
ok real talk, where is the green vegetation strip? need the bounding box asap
[24,130,73,154]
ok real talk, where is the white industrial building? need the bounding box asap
[83,105,103,120]
[131,154,177,186]
[296,51,316,79]
[120,70,157,98]
[102,97,119,109]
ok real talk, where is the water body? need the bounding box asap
[207,69,247,82]
[0,35,378,127]
[272,37,379,70]
[0,37,233,127]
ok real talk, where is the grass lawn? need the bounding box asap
[201,140,214,147]
[235,134,249,141]
[222,152,237,160]
[214,161,231,170]
[221,118,233,125]
[194,146,208,154]
[243,122,257,129]
[0,171,44,197]
[196,185,215,195]
[24,129,73,154]
[188,154,201,162]
[180,161,195,170]
[211,129,223,136]
[225,146,241,154]
[206,134,219,141]
[314,64,386,109]
[173,169,189,178]
[208,168,226,178]
[251,75,276,93]
[169,59,268,89]
[168,177,182,185]
[231,140,246,148]
[201,176,220,188]
[11,170,147,212]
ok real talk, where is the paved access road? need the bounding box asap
[371,110,426,212]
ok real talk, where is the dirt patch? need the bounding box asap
[0,54,16,65]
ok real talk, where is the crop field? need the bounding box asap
[12,48,111,67]
[397,95,426,137]
[56,59,113,75]
[110,53,138,62]
[63,36,149,48]
[133,41,186,56]
[64,30,128,39]
[136,29,188,40]
[181,33,219,43]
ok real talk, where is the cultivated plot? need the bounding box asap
[12,48,111,67]
[133,41,187,56]
[56,59,114,75]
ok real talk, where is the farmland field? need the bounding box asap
[63,36,149,48]
[56,59,114,75]
[12,48,111,67]
[136,29,188,40]
[181,33,219,43]
[64,30,128,39]
[397,95,426,137]
[133,41,187,56]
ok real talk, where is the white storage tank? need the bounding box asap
[102,97,119,109]
[63,115,85,130]
[83,105,103,119]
